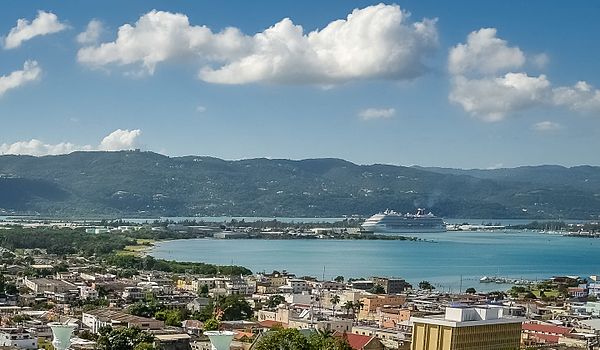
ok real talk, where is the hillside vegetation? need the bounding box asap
[0,151,598,219]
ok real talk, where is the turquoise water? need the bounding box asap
[151,230,600,292]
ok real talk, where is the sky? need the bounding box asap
[0,1,599,169]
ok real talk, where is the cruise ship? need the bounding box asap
[361,209,446,234]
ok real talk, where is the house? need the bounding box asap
[0,328,38,349]
[23,277,76,294]
[82,309,164,333]
[522,322,574,345]
[335,332,384,350]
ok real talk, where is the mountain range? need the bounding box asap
[0,151,598,219]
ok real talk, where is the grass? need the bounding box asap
[116,239,156,256]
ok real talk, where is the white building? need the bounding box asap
[286,279,308,294]
[0,328,38,349]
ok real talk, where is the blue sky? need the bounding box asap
[0,1,599,168]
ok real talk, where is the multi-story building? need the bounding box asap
[286,279,308,294]
[371,277,411,294]
[23,277,76,294]
[0,328,38,349]
[82,309,164,333]
[410,306,524,350]
[358,295,406,320]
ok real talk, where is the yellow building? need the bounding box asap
[411,306,524,350]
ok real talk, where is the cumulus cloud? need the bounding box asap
[0,60,42,98]
[3,10,67,49]
[77,19,103,45]
[449,73,551,122]
[0,140,90,156]
[448,28,525,76]
[358,108,396,120]
[99,129,141,151]
[196,105,207,113]
[0,129,142,156]
[449,28,600,121]
[532,121,562,132]
[77,4,438,84]
[552,81,600,112]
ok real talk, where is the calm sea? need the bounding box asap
[150,230,600,292]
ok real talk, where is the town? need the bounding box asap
[0,222,597,349]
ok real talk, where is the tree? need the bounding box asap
[309,330,353,350]
[216,295,253,320]
[343,301,354,317]
[334,276,344,283]
[203,318,220,331]
[96,326,154,350]
[266,294,286,308]
[370,285,385,294]
[419,281,435,290]
[330,294,341,317]
[155,309,185,327]
[465,287,476,294]
[254,328,310,350]
[199,284,209,297]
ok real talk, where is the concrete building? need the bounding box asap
[23,277,76,294]
[82,309,165,333]
[286,279,308,294]
[371,277,411,294]
[410,306,524,350]
[0,328,38,349]
[358,295,406,320]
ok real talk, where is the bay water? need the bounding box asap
[151,230,600,292]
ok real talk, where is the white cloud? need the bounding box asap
[358,108,396,120]
[449,73,550,122]
[77,19,103,45]
[0,140,90,156]
[0,129,142,156]
[0,60,42,97]
[449,28,600,121]
[196,105,207,113]
[448,28,525,76]
[532,121,562,132]
[77,5,438,84]
[99,129,141,151]
[4,10,67,49]
[552,81,600,112]
[531,53,549,69]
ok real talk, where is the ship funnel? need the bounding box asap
[48,322,77,350]
[204,331,235,350]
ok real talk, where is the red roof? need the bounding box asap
[522,322,573,336]
[530,333,561,344]
[336,333,376,350]
[258,320,286,328]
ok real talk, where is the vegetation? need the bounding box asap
[419,281,435,290]
[96,326,154,350]
[107,255,251,276]
[255,328,353,350]
[2,151,600,218]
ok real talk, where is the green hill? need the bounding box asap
[0,151,598,219]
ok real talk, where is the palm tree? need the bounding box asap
[353,300,364,317]
[343,301,354,317]
[330,294,341,317]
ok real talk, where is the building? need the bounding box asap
[336,332,385,350]
[82,309,165,333]
[521,322,574,345]
[358,295,406,320]
[286,279,308,294]
[410,306,524,350]
[0,328,38,349]
[23,277,76,294]
[371,277,411,294]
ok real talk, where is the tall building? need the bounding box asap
[371,277,411,294]
[410,306,524,350]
